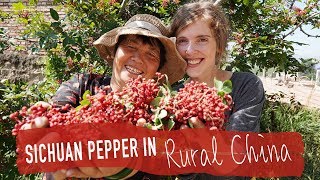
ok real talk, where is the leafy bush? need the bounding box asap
[0,28,12,54]
[0,79,58,179]
[261,92,320,179]
[0,10,12,54]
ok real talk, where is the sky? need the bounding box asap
[286,1,320,60]
[285,23,320,60]
[227,26,320,61]
[227,1,319,61]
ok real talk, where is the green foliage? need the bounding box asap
[0,9,12,21]
[222,0,320,74]
[8,0,185,80]
[214,79,232,97]
[261,92,320,179]
[0,28,12,54]
[4,0,320,76]
[76,90,91,111]
[299,58,320,79]
[0,9,13,54]
[0,79,58,179]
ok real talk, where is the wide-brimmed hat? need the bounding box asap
[93,14,186,84]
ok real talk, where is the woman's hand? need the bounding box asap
[136,118,158,130]
[20,101,51,130]
[50,117,143,180]
[180,117,220,130]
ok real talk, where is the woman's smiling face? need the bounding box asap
[176,19,217,80]
[111,35,161,89]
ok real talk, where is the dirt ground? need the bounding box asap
[259,76,320,109]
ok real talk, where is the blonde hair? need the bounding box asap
[170,0,230,65]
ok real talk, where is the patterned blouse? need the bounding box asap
[51,73,111,107]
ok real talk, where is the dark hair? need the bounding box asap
[114,35,166,71]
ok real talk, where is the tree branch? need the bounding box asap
[282,12,320,39]
[300,26,320,38]
[282,21,305,39]
[118,0,130,17]
[289,0,296,9]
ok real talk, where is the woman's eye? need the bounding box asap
[199,38,208,42]
[148,52,159,60]
[177,39,188,45]
[126,44,136,49]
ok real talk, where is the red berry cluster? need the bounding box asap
[10,103,52,135]
[10,73,233,134]
[160,81,232,130]
[11,74,164,135]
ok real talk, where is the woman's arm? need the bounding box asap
[226,73,265,132]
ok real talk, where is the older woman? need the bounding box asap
[52,14,186,107]
[25,14,186,180]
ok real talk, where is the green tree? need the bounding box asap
[299,57,320,79]
[222,0,319,74]
[8,0,320,76]
[10,0,183,80]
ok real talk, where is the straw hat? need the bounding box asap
[93,14,186,84]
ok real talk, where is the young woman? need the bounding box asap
[170,1,265,133]
[170,2,264,179]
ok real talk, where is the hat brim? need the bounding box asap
[93,27,186,84]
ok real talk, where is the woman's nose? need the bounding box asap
[132,51,144,64]
[185,42,197,54]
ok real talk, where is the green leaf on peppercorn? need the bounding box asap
[75,90,91,111]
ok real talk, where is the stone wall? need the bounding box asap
[0,0,63,54]
[0,0,58,82]
[0,0,54,6]
[0,53,44,82]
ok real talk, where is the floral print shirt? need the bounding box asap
[51,73,111,107]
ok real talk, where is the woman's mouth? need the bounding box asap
[125,65,143,75]
[187,58,203,66]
